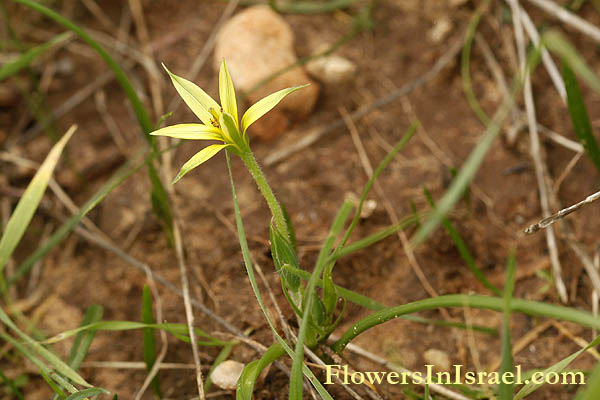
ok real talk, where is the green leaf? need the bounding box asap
[269,221,300,291]
[219,59,239,126]
[562,61,600,173]
[173,144,229,184]
[64,388,109,400]
[498,250,516,400]
[0,31,71,81]
[240,85,309,134]
[142,286,161,397]
[281,203,297,251]
[236,342,286,400]
[150,123,222,141]
[0,125,76,285]
[163,63,220,126]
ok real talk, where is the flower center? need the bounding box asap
[209,107,222,128]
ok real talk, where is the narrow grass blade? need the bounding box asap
[0,330,76,394]
[290,201,354,400]
[337,122,418,250]
[461,0,491,126]
[237,342,286,400]
[411,88,515,247]
[514,336,598,399]
[0,310,89,388]
[498,250,516,400]
[331,294,600,353]
[0,31,71,80]
[40,369,66,398]
[423,188,501,296]
[205,342,235,392]
[0,125,76,286]
[65,388,109,400]
[141,286,161,397]
[7,145,164,287]
[67,305,103,370]
[271,0,361,14]
[329,213,421,262]
[225,153,333,400]
[542,30,600,93]
[13,0,152,136]
[562,61,600,173]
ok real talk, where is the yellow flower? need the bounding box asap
[151,59,307,183]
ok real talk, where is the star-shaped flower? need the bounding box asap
[151,60,307,183]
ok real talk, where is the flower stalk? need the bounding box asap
[239,149,289,238]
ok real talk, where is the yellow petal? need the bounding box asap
[172,144,230,184]
[219,60,238,127]
[163,63,220,126]
[150,124,222,141]
[241,84,309,134]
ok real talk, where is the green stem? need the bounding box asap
[239,150,288,237]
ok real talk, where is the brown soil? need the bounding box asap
[3,0,600,399]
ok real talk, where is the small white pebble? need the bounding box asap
[211,360,245,390]
[423,348,451,372]
[306,55,357,84]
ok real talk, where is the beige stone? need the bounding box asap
[306,54,357,84]
[214,5,319,140]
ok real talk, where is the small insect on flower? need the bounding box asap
[151,59,308,183]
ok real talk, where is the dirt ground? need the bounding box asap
[3,0,600,399]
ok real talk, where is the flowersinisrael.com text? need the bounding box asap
[324,364,585,386]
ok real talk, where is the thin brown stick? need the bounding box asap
[525,189,600,233]
[526,0,600,43]
[172,219,205,399]
[508,0,568,303]
[566,237,600,300]
[553,151,583,193]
